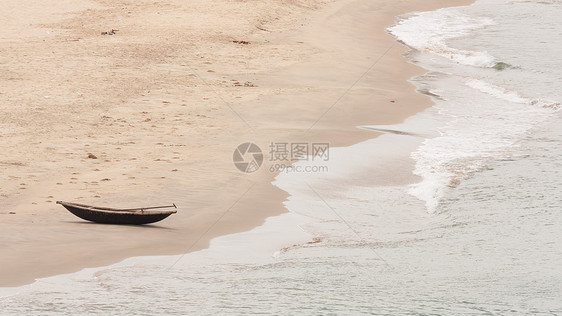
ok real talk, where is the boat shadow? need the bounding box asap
[63,220,177,230]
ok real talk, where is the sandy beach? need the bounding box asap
[0,0,473,287]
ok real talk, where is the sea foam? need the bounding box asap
[388,8,496,68]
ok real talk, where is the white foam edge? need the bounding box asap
[388,6,497,68]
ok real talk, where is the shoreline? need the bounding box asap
[0,0,474,287]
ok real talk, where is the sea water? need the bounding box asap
[1,0,561,314]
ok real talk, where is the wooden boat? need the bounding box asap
[57,201,177,225]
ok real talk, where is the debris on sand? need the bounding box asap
[233,81,256,87]
[101,29,119,35]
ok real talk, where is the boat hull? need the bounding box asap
[59,203,176,225]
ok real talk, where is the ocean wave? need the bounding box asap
[388,8,497,68]
[466,79,528,103]
[408,76,558,213]
[467,79,561,111]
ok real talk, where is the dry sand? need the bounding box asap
[0,0,473,286]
